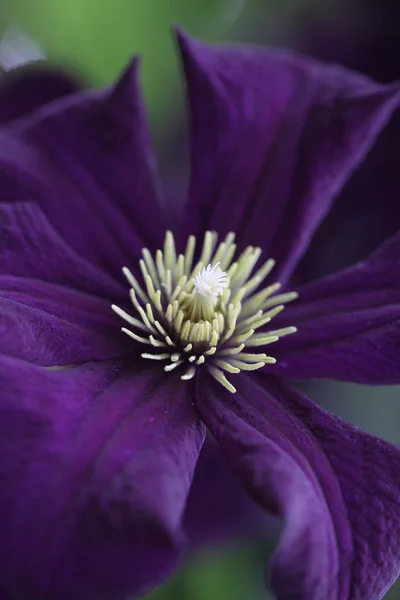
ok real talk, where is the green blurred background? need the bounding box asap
[1,0,399,598]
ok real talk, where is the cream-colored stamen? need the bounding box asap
[112,231,298,393]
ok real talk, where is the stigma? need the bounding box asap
[194,263,228,297]
[112,231,298,393]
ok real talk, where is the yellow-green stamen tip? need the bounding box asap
[112,231,298,393]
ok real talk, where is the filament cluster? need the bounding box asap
[112,231,298,393]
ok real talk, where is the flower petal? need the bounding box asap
[0,59,166,278]
[0,275,131,365]
[183,437,269,547]
[0,356,205,600]
[0,201,125,300]
[196,373,400,600]
[177,31,400,281]
[0,63,80,124]
[0,203,134,365]
[271,228,400,384]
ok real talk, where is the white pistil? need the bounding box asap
[193,263,228,297]
[112,231,298,393]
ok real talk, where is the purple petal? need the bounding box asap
[0,202,134,365]
[177,31,400,282]
[196,373,400,600]
[271,228,400,384]
[0,63,80,124]
[0,59,166,279]
[0,275,131,365]
[0,201,125,300]
[183,437,269,547]
[0,356,205,600]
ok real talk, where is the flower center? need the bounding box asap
[112,231,298,393]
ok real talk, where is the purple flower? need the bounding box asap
[1,30,400,600]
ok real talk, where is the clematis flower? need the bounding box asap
[1,30,400,600]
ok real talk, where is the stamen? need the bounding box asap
[141,353,171,360]
[121,327,150,345]
[165,360,183,372]
[111,304,148,331]
[112,231,297,393]
[181,366,196,381]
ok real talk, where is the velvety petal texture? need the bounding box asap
[272,228,400,384]
[0,60,166,280]
[0,356,205,600]
[0,202,125,298]
[0,275,132,365]
[196,373,400,600]
[178,32,400,282]
[0,201,133,365]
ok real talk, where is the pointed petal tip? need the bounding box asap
[110,55,141,96]
[174,27,204,66]
[173,25,189,46]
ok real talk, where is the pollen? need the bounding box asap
[112,231,298,393]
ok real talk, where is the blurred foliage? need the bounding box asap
[141,544,273,600]
[5,0,244,134]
